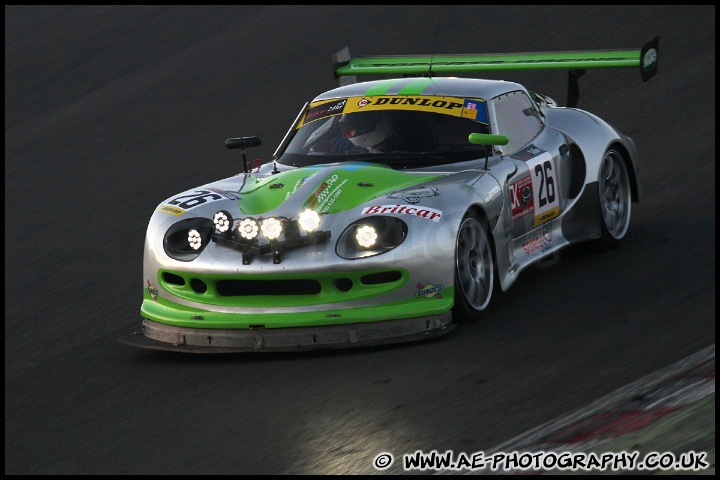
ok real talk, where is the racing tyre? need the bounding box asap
[453,212,495,323]
[595,149,632,250]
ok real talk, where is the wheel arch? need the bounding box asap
[452,204,499,322]
[608,141,640,203]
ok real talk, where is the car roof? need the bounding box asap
[313,77,526,102]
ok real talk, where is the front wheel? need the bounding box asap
[594,149,632,250]
[452,212,495,323]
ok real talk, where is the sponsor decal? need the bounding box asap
[304,174,347,212]
[304,96,488,123]
[521,227,553,255]
[461,99,488,122]
[146,280,158,301]
[158,205,185,216]
[287,176,311,199]
[511,144,545,161]
[509,176,534,221]
[301,98,348,126]
[415,283,444,299]
[362,204,442,222]
[387,186,439,204]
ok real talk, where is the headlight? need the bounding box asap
[187,229,203,250]
[355,225,377,248]
[163,217,215,261]
[336,216,407,259]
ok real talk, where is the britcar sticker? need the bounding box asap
[415,283,444,299]
[362,204,442,222]
[509,176,534,221]
[526,152,560,226]
[301,98,348,126]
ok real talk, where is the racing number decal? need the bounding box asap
[526,153,560,226]
[535,162,555,207]
[167,190,224,210]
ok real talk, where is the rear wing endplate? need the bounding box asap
[333,37,658,107]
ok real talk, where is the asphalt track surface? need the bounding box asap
[5,5,715,475]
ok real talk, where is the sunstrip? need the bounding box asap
[299,95,487,127]
[334,37,659,81]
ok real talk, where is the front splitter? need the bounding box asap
[119,313,455,353]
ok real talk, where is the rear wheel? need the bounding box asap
[452,212,495,323]
[595,149,632,250]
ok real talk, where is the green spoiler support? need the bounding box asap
[332,37,658,107]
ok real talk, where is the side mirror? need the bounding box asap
[225,136,262,173]
[468,133,509,170]
[225,136,261,149]
[468,133,509,146]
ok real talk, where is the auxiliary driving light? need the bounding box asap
[213,210,232,233]
[237,218,259,240]
[298,209,321,232]
[261,217,283,240]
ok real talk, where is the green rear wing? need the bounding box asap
[332,37,658,107]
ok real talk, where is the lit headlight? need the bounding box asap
[213,210,232,233]
[188,229,203,250]
[163,217,215,262]
[261,217,283,240]
[237,218,259,240]
[336,216,408,259]
[355,225,377,248]
[298,209,321,232]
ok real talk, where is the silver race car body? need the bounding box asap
[121,39,658,352]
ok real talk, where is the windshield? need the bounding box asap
[276,95,490,169]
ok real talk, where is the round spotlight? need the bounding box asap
[213,210,232,233]
[261,217,283,240]
[237,218,259,240]
[298,209,321,232]
[188,229,203,250]
[355,225,377,248]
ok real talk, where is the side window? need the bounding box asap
[492,91,543,155]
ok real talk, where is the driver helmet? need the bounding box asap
[338,112,392,149]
